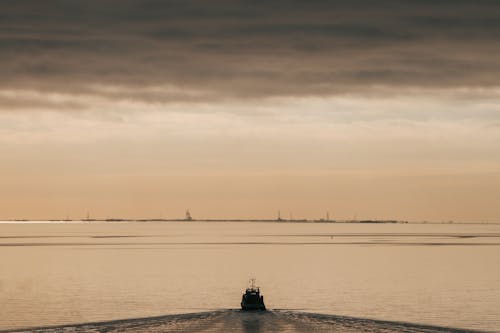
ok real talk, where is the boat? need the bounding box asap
[241,278,266,310]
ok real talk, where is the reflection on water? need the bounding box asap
[0,221,499,331]
[241,312,262,333]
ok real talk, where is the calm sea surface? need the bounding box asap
[0,221,499,332]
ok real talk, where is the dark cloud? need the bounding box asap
[1,0,500,105]
[0,94,88,111]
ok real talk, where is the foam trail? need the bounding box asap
[3,310,485,333]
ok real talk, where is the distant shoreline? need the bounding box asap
[1,218,403,224]
[1,219,498,225]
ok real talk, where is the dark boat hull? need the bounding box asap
[241,302,266,310]
[241,295,266,310]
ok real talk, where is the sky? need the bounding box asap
[1,0,500,221]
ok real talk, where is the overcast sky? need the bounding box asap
[1,1,499,221]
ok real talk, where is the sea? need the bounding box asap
[0,221,499,332]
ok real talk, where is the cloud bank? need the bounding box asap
[2,0,500,106]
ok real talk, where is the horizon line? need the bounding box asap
[0,218,499,225]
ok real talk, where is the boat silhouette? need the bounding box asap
[241,278,266,311]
